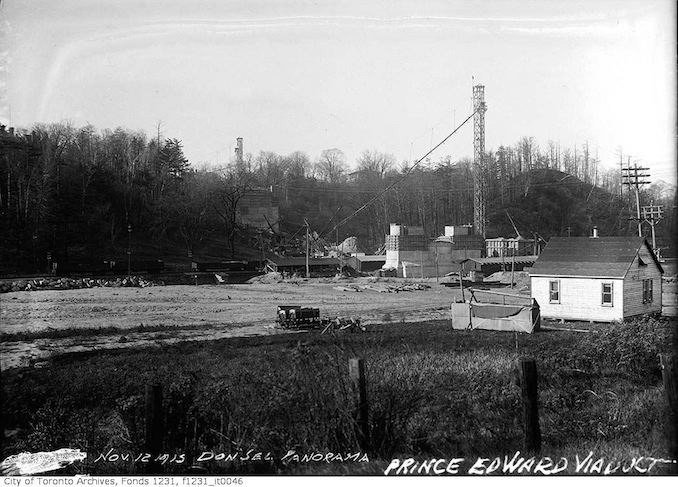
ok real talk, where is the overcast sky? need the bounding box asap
[1,0,675,182]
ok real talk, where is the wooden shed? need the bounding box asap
[347,254,387,273]
[459,255,539,276]
[265,256,340,277]
[530,236,663,322]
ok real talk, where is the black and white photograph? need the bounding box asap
[0,0,676,479]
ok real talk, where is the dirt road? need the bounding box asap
[0,278,460,369]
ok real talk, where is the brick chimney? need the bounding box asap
[235,137,243,163]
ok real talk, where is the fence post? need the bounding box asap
[518,359,541,453]
[1,363,4,461]
[349,358,369,451]
[660,354,677,472]
[144,383,163,474]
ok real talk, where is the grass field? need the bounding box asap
[2,307,675,475]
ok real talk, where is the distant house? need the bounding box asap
[530,236,663,322]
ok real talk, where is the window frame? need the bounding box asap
[549,280,560,304]
[642,279,653,304]
[601,282,613,307]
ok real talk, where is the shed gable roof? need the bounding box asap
[530,236,662,278]
[267,257,340,267]
[356,255,387,262]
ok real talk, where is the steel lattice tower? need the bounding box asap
[473,84,487,239]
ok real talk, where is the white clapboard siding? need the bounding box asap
[531,276,624,322]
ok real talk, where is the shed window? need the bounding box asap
[549,280,560,303]
[642,279,653,303]
[601,283,613,306]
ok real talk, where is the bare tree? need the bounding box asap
[170,170,216,257]
[254,151,287,187]
[356,150,395,178]
[315,148,347,183]
[285,151,311,179]
[213,161,254,257]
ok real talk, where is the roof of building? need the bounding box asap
[355,255,387,262]
[529,236,663,278]
[267,256,340,267]
[461,256,539,265]
[434,235,484,243]
[485,236,534,242]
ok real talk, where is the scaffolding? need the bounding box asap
[473,85,487,239]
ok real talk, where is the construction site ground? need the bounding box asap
[0,277,482,370]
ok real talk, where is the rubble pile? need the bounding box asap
[0,275,163,293]
[246,272,284,284]
[485,271,531,286]
[334,282,431,293]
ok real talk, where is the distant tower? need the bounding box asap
[472,84,487,238]
[235,137,244,163]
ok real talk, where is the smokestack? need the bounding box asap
[235,137,243,163]
[591,226,599,238]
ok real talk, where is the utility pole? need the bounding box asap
[304,218,310,278]
[621,163,650,237]
[156,121,163,150]
[258,230,266,265]
[336,227,341,274]
[641,202,663,256]
[127,223,132,277]
[617,147,623,198]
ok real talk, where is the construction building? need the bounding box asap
[383,224,483,278]
[458,255,539,276]
[485,236,538,257]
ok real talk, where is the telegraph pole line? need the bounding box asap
[641,202,663,256]
[621,163,650,237]
[617,147,623,199]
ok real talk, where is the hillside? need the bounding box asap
[486,169,638,239]
[2,122,674,274]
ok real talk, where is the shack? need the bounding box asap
[347,254,387,273]
[459,255,539,277]
[265,256,340,277]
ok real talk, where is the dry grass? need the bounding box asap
[1,316,674,475]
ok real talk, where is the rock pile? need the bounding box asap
[0,275,163,293]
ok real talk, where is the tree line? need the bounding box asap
[1,122,674,272]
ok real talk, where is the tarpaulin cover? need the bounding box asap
[451,301,540,333]
[471,303,524,319]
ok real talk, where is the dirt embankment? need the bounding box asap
[0,278,460,369]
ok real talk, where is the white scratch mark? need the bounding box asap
[0,448,87,476]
